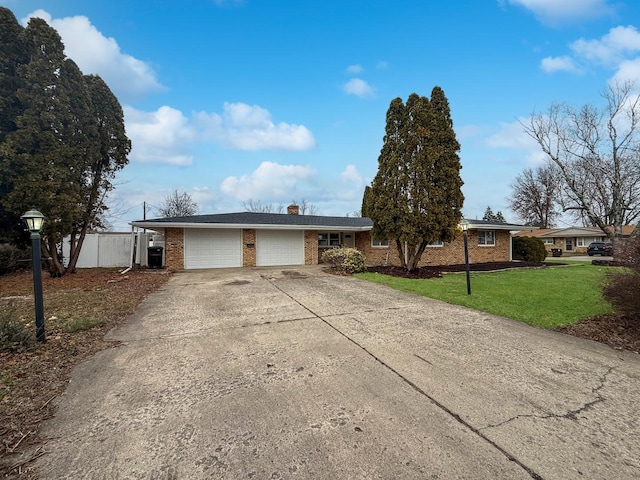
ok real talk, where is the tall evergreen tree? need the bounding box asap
[367,87,464,270]
[483,206,496,222]
[0,8,29,243]
[65,75,130,272]
[0,10,130,275]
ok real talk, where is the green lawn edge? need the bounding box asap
[355,264,614,329]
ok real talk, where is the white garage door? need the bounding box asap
[184,229,242,269]
[257,230,304,266]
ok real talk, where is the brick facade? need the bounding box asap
[164,227,185,271]
[304,230,318,265]
[242,229,256,267]
[161,227,514,270]
[356,230,512,266]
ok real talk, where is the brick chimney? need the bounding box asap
[287,203,299,215]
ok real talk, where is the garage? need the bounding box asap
[256,230,304,266]
[184,229,242,269]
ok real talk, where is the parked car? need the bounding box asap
[587,242,613,256]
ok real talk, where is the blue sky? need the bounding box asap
[2,0,639,229]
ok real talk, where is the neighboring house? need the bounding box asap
[516,225,637,254]
[130,204,535,270]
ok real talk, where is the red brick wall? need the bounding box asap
[242,229,256,267]
[164,228,184,271]
[356,230,512,266]
[304,230,318,265]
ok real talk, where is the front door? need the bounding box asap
[343,233,355,248]
[565,238,573,251]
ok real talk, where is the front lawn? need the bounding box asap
[356,263,614,329]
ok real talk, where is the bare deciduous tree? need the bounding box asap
[158,190,198,217]
[508,164,561,228]
[242,200,275,213]
[523,81,640,241]
[297,199,317,215]
[243,199,316,215]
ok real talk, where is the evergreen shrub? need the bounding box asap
[513,236,547,262]
[321,247,366,274]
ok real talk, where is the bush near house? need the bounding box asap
[513,236,547,262]
[603,235,640,323]
[321,247,366,274]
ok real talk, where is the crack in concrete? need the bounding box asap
[481,365,618,431]
[267,277,545,480]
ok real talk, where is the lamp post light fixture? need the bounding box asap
[21,209,46,343]
[461,220,471,295]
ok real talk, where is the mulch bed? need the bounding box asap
[367,261,560,279]
[555,315,640,353]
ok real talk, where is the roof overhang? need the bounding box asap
[129,221,373,231]
[463,222,538,232]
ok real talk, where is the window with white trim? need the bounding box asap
[577,237,600,247]
[543,238,554,245]
[371,237,389,248]
[478,230,495,246]
[319,232,340,247]
[427,240,444,247]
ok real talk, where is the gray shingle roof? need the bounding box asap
[132,212,373,228]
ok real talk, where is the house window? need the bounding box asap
[577,237,599,247]
[478,230,495,246]
[427,240,444,247]
[543,238,554,245]
[319,232,340,247]
[371,237,389,248]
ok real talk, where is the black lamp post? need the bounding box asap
[21,209,46,343]
[461,221,471,295]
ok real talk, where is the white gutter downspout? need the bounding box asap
[509,231,515,261]
[121,225,135,274]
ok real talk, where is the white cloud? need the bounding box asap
[124,105,196,166]
[346,64,363,74]
[503,0,615,25]
[612,58,640,86]
[485,119,548,167]
[540,55,581,73]
[340,164,364,184]
[22,10,165,102]
[335,165,366,201]
[485,119,539,150]
[376,60,389,70]
[220,161,316,201]
[570,26,640,65]
[196,102,316,151]
[540,26,640,81]
[343,78,375,98]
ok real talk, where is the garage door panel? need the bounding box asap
[257,230,304,266]
[185,229,242,269]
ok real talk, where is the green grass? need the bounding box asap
[356,264,615,329]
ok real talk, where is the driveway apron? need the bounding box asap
[37,267,640,479]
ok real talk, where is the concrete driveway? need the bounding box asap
[37,267,640,479]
